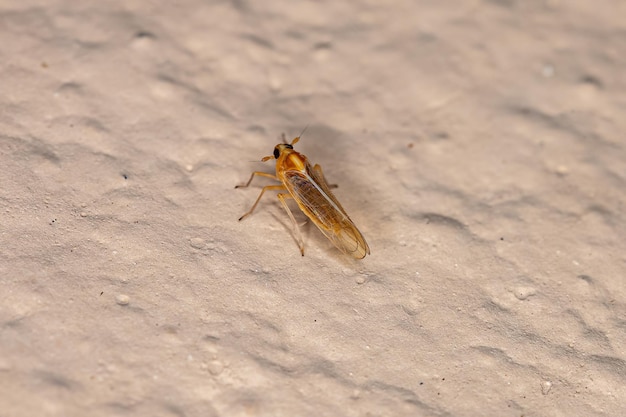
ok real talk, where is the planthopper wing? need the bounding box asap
[283,162,370,259]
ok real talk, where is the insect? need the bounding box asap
[236,135,370,259]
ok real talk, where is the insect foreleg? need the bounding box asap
[238,185,286,221]
[235,171,278,189]
[277,193,305,256]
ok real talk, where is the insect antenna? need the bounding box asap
[292,124,309,145]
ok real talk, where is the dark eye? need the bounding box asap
[273,148,280,158]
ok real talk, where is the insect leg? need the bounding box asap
[238,185,286,221]
[235,171,278,189]
[277,193,305,256]
[313,164,338,188]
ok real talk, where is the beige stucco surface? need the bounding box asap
[1,1,625,416]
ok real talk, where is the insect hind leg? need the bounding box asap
[238,185,286,221]
[312,163,338,188]
[277,193,305,256]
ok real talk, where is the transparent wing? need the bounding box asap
[284,163,370,259]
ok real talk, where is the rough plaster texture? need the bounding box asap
[1,1,625,416]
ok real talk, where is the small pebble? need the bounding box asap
[115,294,130,306]
[190,238,205,249]
[207,360,224,375]
[555,165,569,176]
[268,75,282,91]
[541,64,555,78]
[513,287,536,300]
